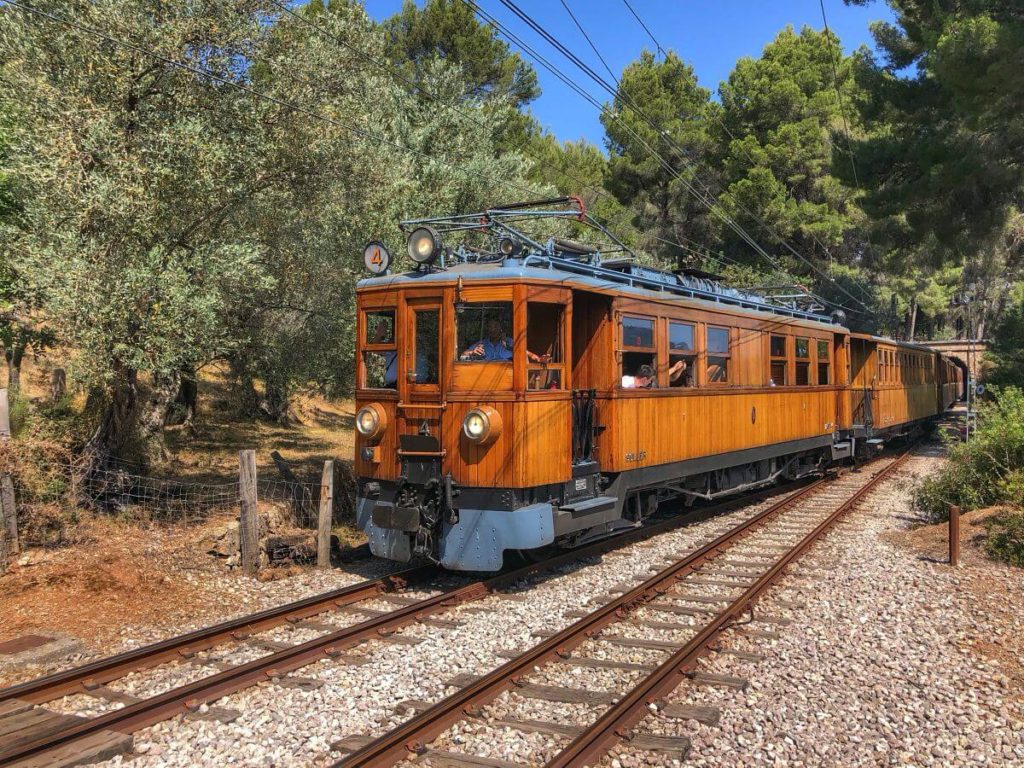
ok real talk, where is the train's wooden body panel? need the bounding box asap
[353,258,963,570]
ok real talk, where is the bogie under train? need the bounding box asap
[353,200,964,570]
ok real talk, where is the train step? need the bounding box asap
[559,495,617,516]
[830,441,853,460]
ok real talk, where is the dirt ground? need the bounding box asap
[883,506,1024,702]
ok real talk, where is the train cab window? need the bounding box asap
[362,310,397,389]
[457,302,513,362]
[413,308,440,385]
[769,334,788,386]
[620,316,657,388]
[795,337,811,385]
[817,340,830,385]
[706,326,730,384]
[668,321,696,388]
[527,302,564,390]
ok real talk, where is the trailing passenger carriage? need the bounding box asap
[353,199,963,571]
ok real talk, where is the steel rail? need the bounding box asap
[0,480,811,767]
[545,448,914,767]
[335,476,836,767]
[336,451,909,768]
[0,565,438,706]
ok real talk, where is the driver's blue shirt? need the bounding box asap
[466,337,513,361]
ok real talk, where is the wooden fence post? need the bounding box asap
[0,388,19,571]
[318,460,334,569]
[239,450,259,576]
[948,504,961,567]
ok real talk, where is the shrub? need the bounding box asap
[984,511,1024,568]
[913,386,1024,521]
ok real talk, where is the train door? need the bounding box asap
[571,290,613,464]
[399,296,445,464]
[849,337,873,427]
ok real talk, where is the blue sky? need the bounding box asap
[362,0,896,146]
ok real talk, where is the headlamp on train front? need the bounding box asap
[462,406,502,446]
[407,226,442,265]
[355,403,387,442]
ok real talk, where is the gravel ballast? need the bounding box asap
[18,447,1024,767]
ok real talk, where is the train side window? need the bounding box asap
[769,334,788,386]
[706,326,730,383]
[817,340,830,385]
[668,321,696,388]
[362,309,397,389]
[527,302,564,390]
[795,337,811,385]
[620,316,656,388]
[457,302,513,362]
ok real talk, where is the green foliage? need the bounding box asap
[913,387,1024,519]
[602,51,719,267]
[984,510,1024,568]
[384,0,539,109]
[987,283,1024,386]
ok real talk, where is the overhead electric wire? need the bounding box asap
[818,0,861,188]
[621,0,666,57]
[493,0,874,316]
[616,0,874,305]
[269,0,718,267]
[558,0,619,87]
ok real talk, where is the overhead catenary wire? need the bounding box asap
[621,0,666,57]
[476,1,841,299]
[270,0,721,268]
[559,0,619,87]
[615,0,875,305]
[494,0,874,316]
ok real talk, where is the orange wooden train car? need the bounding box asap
[353,200,964,570]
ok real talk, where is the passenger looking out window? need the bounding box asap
[620,316,657,389]
[669,322,696,388]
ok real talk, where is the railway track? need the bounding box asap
[334,449,913,768]
[0,476,816,767]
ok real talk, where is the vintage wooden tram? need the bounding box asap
[353,200,963,570]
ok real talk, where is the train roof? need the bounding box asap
[358,258,846,332]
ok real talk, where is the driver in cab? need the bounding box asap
[460,318,549,363]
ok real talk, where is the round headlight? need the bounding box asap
[407,226,441,265]
[462,406,502,446]
[355,404,386,442]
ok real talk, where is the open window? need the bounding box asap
[795,337,811,385]
[706,326,730,384]
[527,302,565,390]
[668,321,696,387]
[769,333,788,386]
[620,315,656,388]
[817,340,830,385]
[361,309,397,389]
[456,302,513,362]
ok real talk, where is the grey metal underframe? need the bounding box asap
[558,434,834,537]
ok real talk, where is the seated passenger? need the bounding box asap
[461,318,552,362]
[622,363,655,389]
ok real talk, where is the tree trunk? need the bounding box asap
[85,365,140,460]
[49,368,66,404]
[5,344,24,394]
[137,370,184,461]
[259,380,291,423]
[906,298,918,341]
[177,366,198,426]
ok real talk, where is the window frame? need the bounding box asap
[526,301,567,391]
[666,320,697,389]
[359,308,398,391]
[794,336,812,386]
[769,333,789,386]
[816,339,831,386]
[618,314,658,389]
[454,301,515,364]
